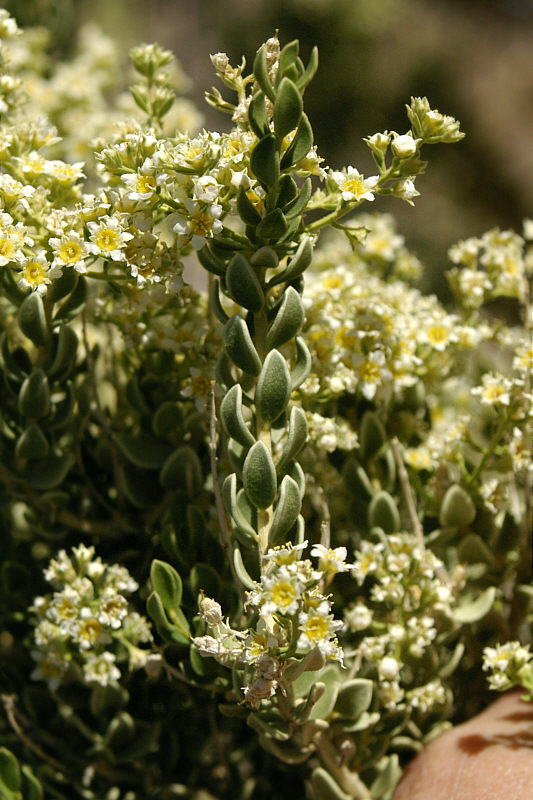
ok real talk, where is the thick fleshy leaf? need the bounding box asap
[18,369,50,419]
[274,77,303,141]
[250,134,279,188]
[440,484,476,527]
[269,474,301,546]
[256,349,291,423]
[224,315,261,375]
[243,440,277,509]
[220,384,255,448]
[266,287,305,351]
[226,253,264,312]
[18,292,48,346]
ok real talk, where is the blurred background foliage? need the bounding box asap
[6,0,533,298]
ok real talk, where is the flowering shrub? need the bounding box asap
[0,10,531,800]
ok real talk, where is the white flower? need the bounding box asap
[345,603,372,631]
[378,656,400,680]
[193,174,221,203]
[260,566,304,617]
[87,216,133,261]
[50,231,88,272]
[173,198,223,249]
[83,652,121,686]
[311,544,355,575]
[331,166,379,203]
[18,251,61,295]
[472,373,513,406]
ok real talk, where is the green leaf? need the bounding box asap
[47,325,78,378]
[0,748,21,793]
[440,484,476,527]
[274,78,303,141]
[247,90,269,139]
[152,401,182,439]
[266,286,305,350]
[222,473,256,538]
[197,244,226,276]
[268,236,313,287]
[21,766,43,800]
[237,185,262,226]
[47,266,78,303]
[226,253,265,311]
[18,292,49,346]
[278,40,299,80]
[224,315,261,375]
[53,275,87,321]
[24,451,72,490]
[278,405,308,469]
[256,349,291,424]
[453,586,496,624]
[283,177,312,218]
[256,208,288,242]
[311,768,351,800]
[280,113,313,170]
[368,490,400,534]
[233,543,256,589]
[116,433,172,470]
[359,411,387,461]
[309,665,341,719]
[342,458,375,499]
[284,647,326,684]
[243,441,277,509]
[250,246,279,269]
[159,445,203,494]
[15,424,49,461]
[291,335,312,389]
[269,474,301,546]
[276,174,298,209]
[17,369,50,419]
[370,754,402,800]
[252,45,275,102]
[334,679,373,720]
[220,384,255,448]
[296,46,319,92]
[458,533,495,564]
[151,559,183,608]
[250,134,280,188]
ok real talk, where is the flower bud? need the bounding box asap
[199,595,223,627]
[391,134,418,159]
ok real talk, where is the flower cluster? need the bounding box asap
[483,641,533,696]
[193,542,350,707]
[448,226,530,308]
[346,533,460,713]
[31,544,153,690]
[299,227,485,405]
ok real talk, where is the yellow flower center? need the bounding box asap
[24,261,47,285]
[95,228,120,252]
[79,618,102,643]
[343,177,364,198]
[189,213,214,237]
[0,238,15,258]
[136,175,156,194]
[358,360,381,382]
[271,581,297,609]
[59,241,82,262]
[304,616,329,642]
[191,374,212,396]
[427,325,448,345]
